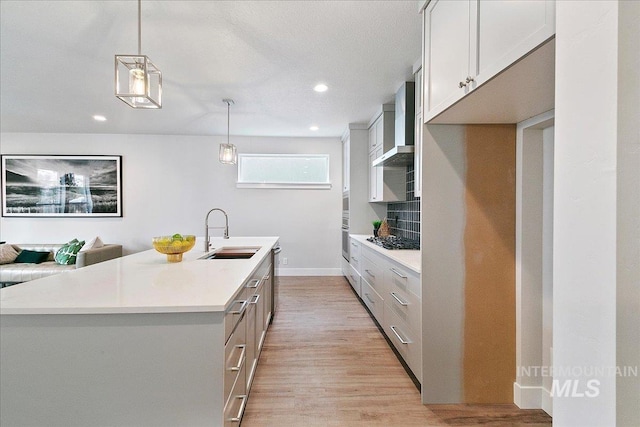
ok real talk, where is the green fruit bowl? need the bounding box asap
[152,234,196,262]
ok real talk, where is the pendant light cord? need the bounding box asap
[223,99,234,144]
[137,0,142,55]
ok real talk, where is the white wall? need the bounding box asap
[420,124,466,403]
[0,133,343,275]
[554,1,619,425]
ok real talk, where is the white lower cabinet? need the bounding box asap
[347,263,361,297]
[383,302,422,380]
[361,278,384,324]
[352,241,422,382]
[244,258,271,391]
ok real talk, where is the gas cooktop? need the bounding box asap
[366,236,420,250]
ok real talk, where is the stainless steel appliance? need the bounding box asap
[372,82,416,167]
[342,191,350,260]
[342,212,349,260]
[270,243,281,322]
[366,236,420,250]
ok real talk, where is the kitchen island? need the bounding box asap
[0,236,279,427]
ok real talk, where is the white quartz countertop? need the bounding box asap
[350,234,421,273]
[0,237,279,315]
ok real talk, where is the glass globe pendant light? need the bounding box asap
[115,0,162,109]
[219,99,237,165]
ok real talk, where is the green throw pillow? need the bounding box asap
[14,249,50,264]
[54,239,85,265]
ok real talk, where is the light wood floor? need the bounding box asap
[242,276,552,427]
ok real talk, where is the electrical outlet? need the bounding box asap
[282,257,288,265]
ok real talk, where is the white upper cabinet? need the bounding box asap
[414,64,422,199]
[423,0,555,123]
[423,0,473,119]
[342,135,350,192]
[367,105,405,203]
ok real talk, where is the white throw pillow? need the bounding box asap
[79,236,104,252]
[0,244,20,264]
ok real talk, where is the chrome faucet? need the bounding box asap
[205,208,229,251]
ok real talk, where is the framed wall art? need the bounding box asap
[1,155,122,217]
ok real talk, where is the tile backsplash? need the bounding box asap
[386,164,420,241]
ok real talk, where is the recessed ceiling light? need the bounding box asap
[313,84,328,93]
[93,115,107,122]
[310,126,319,131]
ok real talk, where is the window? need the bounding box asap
[237,154,331,189]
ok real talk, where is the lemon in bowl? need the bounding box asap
[152,234,196,262]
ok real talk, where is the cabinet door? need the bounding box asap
[423,0,472,118]
[245,293,258,390]
[342,136,350,192]
[369,150,378,202]
[474,0,555,87]
[414,111,422,199]
[368,121,377,152]
[414,68,423,199]
[369,147,384,202]
[375,116,384,151]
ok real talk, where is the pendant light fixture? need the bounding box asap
[219,99,238,165]
[115,0,162,109]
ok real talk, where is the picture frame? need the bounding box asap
[1,155,122,218]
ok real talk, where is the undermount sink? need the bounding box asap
[199,246,261,260]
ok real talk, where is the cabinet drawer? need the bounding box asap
[349,239,361,270]
[224,313,246,403]
[386,261,420,298]
[383,303,422,381]
[361,248,385,294]
[225,297,248,344]
[347,263,361,298]
[385,286,421,335]
[361,279,384,324]
[223,363,248,427]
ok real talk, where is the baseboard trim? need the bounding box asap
[276,268,343,276]
[541,386,552,416]
[513,382,542,408]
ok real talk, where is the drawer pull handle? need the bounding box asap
[364,293,375,304]
[365,269,375,278]
[229,395,248,423]
[390,292,408,306]
[230,345,246,372]
[390,268,407,279]
[246,278,261,289]
[390,325,409,345]
[229,300,248,316]
[351,256,358,262]
[351,242,358,247]
[249,294,260,305]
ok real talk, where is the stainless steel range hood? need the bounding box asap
[373,81,415,167]
[372,145,415,167]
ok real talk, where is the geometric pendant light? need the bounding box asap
[219,99,237,165]
[115,0,162,109]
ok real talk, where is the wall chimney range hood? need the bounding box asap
[373,81,415,167]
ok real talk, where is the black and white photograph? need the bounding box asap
[1,155,122,217]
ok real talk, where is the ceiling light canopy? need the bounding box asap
[309,125,319,131]
[115,0,162,109]
[313,83,328,93]
[219,99,237,165]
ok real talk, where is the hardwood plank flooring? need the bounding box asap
[242,277,551,427]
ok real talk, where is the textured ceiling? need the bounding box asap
[0,1,422,137]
